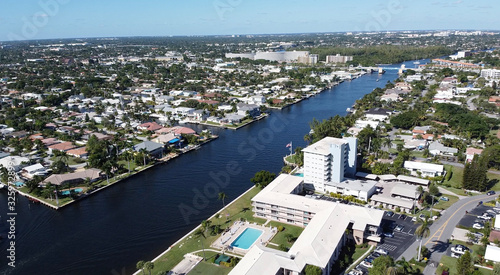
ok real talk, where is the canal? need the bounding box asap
[0,60,426,275]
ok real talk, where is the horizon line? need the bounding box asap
[2,28,500,44]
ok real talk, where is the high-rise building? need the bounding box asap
[326,54,353,63]
[302,137,357,192]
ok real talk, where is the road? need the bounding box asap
[398,193,498,274]
[467,95,479,111]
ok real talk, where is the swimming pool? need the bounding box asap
[230,228,263,249]
[61,188,83,195]
[294,173,304,177]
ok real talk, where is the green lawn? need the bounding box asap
[437,255,492,275]
[433,195,459,210]
[437,239,493,275]
[50,155,85,165]
[266,221,304,249]
[147,186,266,274]
[117,160,138,172]
[351,246,370,263]
[187,261,232,275]
[442,164,500,193]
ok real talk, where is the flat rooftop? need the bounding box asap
[302,137,347,155]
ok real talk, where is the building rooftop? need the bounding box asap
[326,178,378,193]
[302,137,347,155]
[391,184,419,199]
[404,161,444,173]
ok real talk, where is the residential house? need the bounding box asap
[428,141,458,156]
[133,141,165,158]
[465,147,483,163]
[42,168,102,186]
[404,161,444,177]
[364,108,392,121]
[66,147,88,159]
[236,103,260,117]
[22,163,49,178]
[137,122,163,132]
[48,142,76,154]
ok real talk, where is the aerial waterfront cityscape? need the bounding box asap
[1,1,500,275]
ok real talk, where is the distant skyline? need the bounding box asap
[1,0,499,42]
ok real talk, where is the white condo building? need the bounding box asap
[302,137,358,192]
[229,174,384,275]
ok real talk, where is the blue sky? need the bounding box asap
[1,0,498,41]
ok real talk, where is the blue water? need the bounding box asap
[60,188,83,195]
[294,173,304,177]
[231,228,263,249]
[14,181,24,187]
[0,59,427,275]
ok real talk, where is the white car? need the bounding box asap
[473,223,484,229]
[477,214,492,220]
[451,252,461,258]
[451,244,469,255]
[374,247,389,255]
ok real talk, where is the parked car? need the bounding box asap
[451,244,469,255]
[374,247,389,255]
[451,252,461,259]
[477,214,492,220]
[399,214,407,220]
[487,190,496,196]
[394,225,404,232]
[361,260,373,268]
[440,196,449,201]
[383,232,394,238]
[371,252,381,258]
[386,211,394,217]
[473,223,484,229]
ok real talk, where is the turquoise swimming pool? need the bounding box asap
[61,188,83,195]
[294,173,304,177]
[230,228,263,249]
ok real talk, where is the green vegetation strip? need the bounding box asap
[147,186,266,274]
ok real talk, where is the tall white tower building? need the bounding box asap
[302,137,357,192]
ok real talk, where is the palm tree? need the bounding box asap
[415,217,431,261]
[136,260,145,275]
[383,137,393,150]
[218,192,227,208]
[144,261,154,275]
[194,228,207,260]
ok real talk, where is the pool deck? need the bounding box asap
[211,221,276,255]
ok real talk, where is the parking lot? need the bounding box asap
[352,212,419,274]
[378,213,418,258]
[457,203,498,229]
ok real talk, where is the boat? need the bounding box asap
[376,79,379,82]
[413,61,420,65]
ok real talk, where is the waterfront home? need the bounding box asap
[236,103,260,117]
[364,108,392,121]
[133,141,165,158]
[42,168,102,186]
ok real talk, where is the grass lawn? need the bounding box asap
[148,186,266,274]
[187,261,232,275]
[18,186,75,207]
[351,246,370,263]
[433,195,459,210]
[50,155,85,165]
[117,160,138,172]
[437,255,492,275]
[442,165,500,193]
[266,221,304,249]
